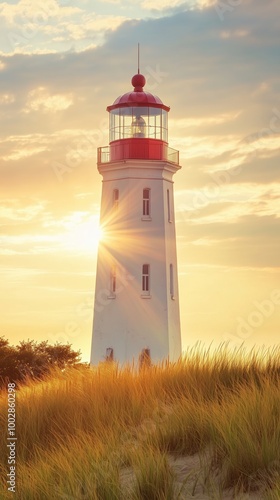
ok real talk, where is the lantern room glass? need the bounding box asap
[109,106,168,143]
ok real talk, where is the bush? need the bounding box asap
[0,336,82,386]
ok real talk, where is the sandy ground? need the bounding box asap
[168,454,264,499]
[120,452,266,499]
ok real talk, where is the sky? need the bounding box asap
[0,0,280,362]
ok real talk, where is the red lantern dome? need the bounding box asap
[98,73,179,165]
[107,73,170,112]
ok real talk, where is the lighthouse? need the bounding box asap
[90,69,181,365]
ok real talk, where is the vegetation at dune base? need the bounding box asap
[0,345,280,499]
[0,336,82,387]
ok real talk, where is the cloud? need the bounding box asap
[141,0,215,12]
[0,0,129,55]
[141,0,188,11]
[222,149,280,185]
[0,1,82,24]
[0,200,47,222]
[220,29,249,39]
[23,87,74,113]
[178,214,280,268]
[0,93,15,104]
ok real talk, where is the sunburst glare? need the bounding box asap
[62,214,103,253]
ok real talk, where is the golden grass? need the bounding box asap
[0,345,280,499]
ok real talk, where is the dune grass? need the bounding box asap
[0,344,280,499]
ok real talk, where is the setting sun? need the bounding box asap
[62,214,103,253]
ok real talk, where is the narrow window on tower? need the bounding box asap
[142,188,151,218]
[170,264,175,299]
[139,348,151,369]
[105,347,114,362]
[108,266,117,298]
[142,264,150,297]
[167,189,172,222]
[113,189,119,210]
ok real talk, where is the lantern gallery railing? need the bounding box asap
[97,143,179,165]
[167,147,180,165]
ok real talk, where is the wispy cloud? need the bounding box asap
[23,87,74,113]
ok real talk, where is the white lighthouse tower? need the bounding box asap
[91,70,181,365]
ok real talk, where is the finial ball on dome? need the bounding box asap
[131,73,146,90]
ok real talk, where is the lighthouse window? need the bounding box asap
[162,111,168,142]
[170,264,174,299]
[143,188,150,216]
[139,348,151,369]
[110,266,117,295]
[167,189,172,222]
[113,189,119,209]
[105,347,114,362]
[109,107,168,142]
[142,264,150,293]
